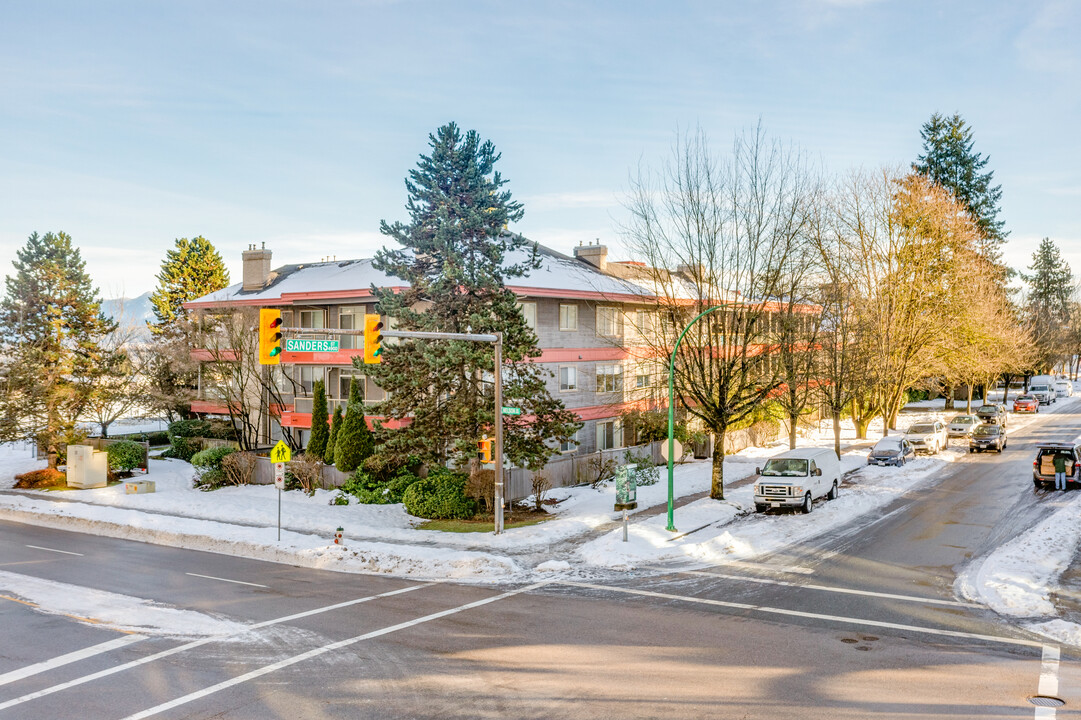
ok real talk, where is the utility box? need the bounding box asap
[125,480,155,494]
[67,445,108,489]
[614,464,638,511]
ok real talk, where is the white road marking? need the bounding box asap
[1035,644,1061,719]
[0,635,145,687]
[0,583,429,712]
[662,567,979,608]
[119,581,550,720]
[185,572,268,588]
[561,581,1044,649]
[24,544,83,556]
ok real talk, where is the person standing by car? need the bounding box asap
[1054,453,1068,491]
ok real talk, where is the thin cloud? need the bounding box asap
[520,190,619,211]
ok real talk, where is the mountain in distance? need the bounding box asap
[101,291,155,340]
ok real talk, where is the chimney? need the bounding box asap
[242,243,272,291]
[574,239,608,272]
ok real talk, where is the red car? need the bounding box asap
[1013,394,1039,413]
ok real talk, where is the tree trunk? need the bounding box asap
[1002,375,1012,404]
[881,409,890,437]
[832,410,842,460]
[966,385,973,413]
[788,414,798,449]
[710,430,726,500]
[101,421,110,439]
[943,385,954,410]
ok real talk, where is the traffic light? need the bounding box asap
[363,313,384,364]
[477,438,493,464]
[259,308,283,365]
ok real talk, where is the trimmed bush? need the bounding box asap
[108,440,146,472]
[14,468,67,489]
[146,431,169,446]
[336,467,422,505]
[307,380,329,460]
[168,419,211,439]
[401,469,475,520]
[191,446,237,490]
[334,378,374,473]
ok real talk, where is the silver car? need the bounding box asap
[903,420,947,454]
[947,414,981,438]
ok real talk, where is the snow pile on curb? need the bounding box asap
[0,499,520,582]
[956,491,1081,645]
[0,569,247,637]
[579,450,963,569]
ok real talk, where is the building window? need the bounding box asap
[634,309,654,337]
[518,302,537,331]
[596,307,619,337]
[596,364,623,393]
[559,366,578,391]
[636,370,651,389]
[298,366,319,395]
[559,303,578,331]
[597,420,620,451]
[338,306,364,350]
[339,371,363,404]
[560,430,578,453]
[299,309,325,330]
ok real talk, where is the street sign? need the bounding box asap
[270,440,292,463]
[501,406,522,416]
[273,462,285,490]
[661,439,683,461]
[285,338,340,353]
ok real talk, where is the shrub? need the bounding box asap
[146,431,169,446]
[288,453,324,496]
[168,419,211,439]
[222,451,257,486]
[623,450,659,486]
[465,468,495,513]
[191,446,237,490]
[579,455,618,488]
[335,466,420,505]
[108,440,146,472]
[531,471,552,511]
[14,468,67,489]
[402,469,475,520]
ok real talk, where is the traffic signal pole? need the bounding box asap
[273,322,507,534]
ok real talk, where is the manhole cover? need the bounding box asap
[1028,696,1065,708]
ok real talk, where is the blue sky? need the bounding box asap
[1,0,1078,298]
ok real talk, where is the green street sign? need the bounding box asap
[501,406,522,416]
[285,338,341,353]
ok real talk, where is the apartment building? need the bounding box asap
[184,239,664,456]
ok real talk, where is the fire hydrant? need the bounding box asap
[334,527,344,544]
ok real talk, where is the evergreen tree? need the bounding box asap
[0,232,117,468]
[307,380,329,460]
[334,377,374,473]
[371,122,580,470]
[1024,237,1073,371]
[913,112,1007,265]
[325,404,343,466]
[149,236,230,333]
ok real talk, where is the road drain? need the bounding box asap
[1028,695,1065,708]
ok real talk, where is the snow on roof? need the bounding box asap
[186,238,657,308]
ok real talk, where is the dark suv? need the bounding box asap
[1033,443,1080,489]
[976,404,1007,427]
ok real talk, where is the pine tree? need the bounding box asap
[334,377,374,473]
[1024,238,1073,371]
[913,112,1007,265]
[307,380,329,460]
[149,236,230,333]
[370,122,580,470]
[0,232,117,468]
[325,404,343,466]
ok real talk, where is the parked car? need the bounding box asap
[969,423,1007,453]
[976,404,1008,427]
[1055,380,1073,398]
[947,414,982,437]
[753,448,841,513]
[1013,395,1040,413]
[903,421,947,454]
[1033,443,1081,489]
[867,437,915,467]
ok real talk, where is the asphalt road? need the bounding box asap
[3,401,1081,719]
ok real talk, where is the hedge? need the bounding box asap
[107,440,146,472]
[401,469,475,520]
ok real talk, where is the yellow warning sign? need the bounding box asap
[270,440,292,463]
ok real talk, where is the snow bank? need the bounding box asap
[0,569,246,638]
